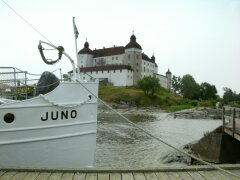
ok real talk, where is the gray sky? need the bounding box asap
[0,0,240,96]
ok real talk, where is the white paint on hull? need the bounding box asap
[0,81,99,168]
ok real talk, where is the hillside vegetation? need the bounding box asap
[99,85,191,111]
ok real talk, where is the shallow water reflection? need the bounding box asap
[94,111,221,168]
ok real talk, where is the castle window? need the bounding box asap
[112,57,114,60]
[128,54,130,59]
[120,69,122,72]
[116,56,118,60]
[114,70,116,73]
[136,54,139,59]
[96,71,98,74]
[136,62,138,66]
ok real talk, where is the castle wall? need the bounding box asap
[154,73,168,89]
[92,54,125,67]
[142,59,155,78]
[78,54,93,67]
[80,69,133,86]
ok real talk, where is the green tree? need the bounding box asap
[235,93,240,104]
[199,82,217,100]
[172,75,182,94]
[223,87,235,104]
[138,76,160,96]
[181,74,200,99]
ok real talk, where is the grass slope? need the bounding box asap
[99,86,187,111]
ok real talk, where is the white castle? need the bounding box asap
[71,33,172,89]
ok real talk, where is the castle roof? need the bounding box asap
[166,68,171,74]
[78,41,93,55]
[142,53,158,67]
[142,53,151,61]
[125,34,142,50]
[93,46,125,58]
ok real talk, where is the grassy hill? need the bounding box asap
[99,85,192,111]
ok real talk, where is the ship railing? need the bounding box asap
[0,67,62,100]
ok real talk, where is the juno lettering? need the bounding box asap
[41,110,77,121]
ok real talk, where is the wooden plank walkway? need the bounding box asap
[0,165,240,180]
[223,106,240,141]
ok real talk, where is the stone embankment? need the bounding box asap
[186,126,240,164]
[172,107,222,119]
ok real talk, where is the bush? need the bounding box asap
[198,99,217,107]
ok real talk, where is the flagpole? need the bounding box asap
[73,17,80,79]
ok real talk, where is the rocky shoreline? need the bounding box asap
[98,103,222,120]
[98,104,164,115]
[171,107,222,120]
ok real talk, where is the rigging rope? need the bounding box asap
[76,80,240,179]
[1,0,53,45]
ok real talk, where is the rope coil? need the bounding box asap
[38,43,64,65]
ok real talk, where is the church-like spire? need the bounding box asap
[151,52,155,62]
[166,68,171,74]
[84,40,89,48]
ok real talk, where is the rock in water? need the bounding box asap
[35,71,59,95]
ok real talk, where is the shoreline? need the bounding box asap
[98,104,222,120]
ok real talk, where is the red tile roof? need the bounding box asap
[93,46,125,58]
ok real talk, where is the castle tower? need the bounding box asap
[151,54,158,74]
[166,68,172,90]
[78,41,94,68]
[124,33,142,85]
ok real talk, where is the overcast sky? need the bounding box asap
[0,0,240,96]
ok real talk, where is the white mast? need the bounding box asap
[73,17,80,80]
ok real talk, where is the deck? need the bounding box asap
[0,165,240,180]
[223,106,240,141]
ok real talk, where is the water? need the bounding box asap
[94,111,222,168]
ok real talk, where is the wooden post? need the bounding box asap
[232,108,236,138]
[222,106,225,132]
